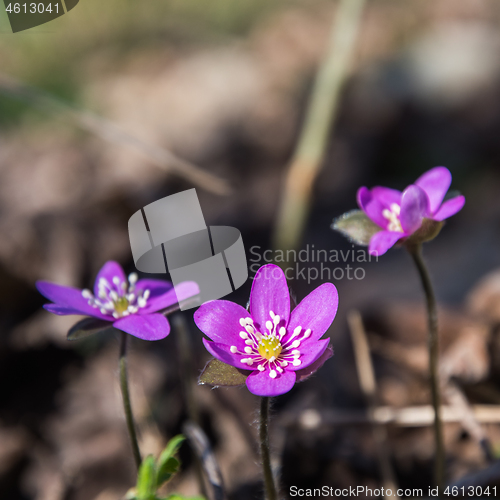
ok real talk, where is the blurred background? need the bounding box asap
[2,0,500,498]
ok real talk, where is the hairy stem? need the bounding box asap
[409,245,444,493]
[119,331,142,470]
[260,397,277,500]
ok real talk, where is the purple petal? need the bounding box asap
[432,195,465,221]
[400,185,429,233]
[415,166,451,215]
[94,261,127,296]
[245,369,296,397]
[296,345,333,383]
[287,338,329,372]
[43,304,91,316]
[286,283,338,344]
[250,264,290,330]
[368,231,402,256]
[137,280,198,314]
[371,187,402,208]
[113,313,170,341]
[202,339,243,368]
[194,300,250,351]
[357,187,389,229]
[36,281,109,320]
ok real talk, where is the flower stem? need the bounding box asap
[260,397,277,500]
[119,331,142,470]
[408,245,444,493]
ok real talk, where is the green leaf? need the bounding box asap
[156,457,179,486]
[156,435,185,487]
[198,358,251,387]
[67,317,116,341]
[137,455,157,500]
[331,209,381,246]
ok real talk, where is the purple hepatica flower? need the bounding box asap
[36,261,199,341]
[194,264,338,397]
[357,166,465,256]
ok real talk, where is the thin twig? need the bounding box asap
[0,73,231,196]
[183,421,226,500]
[347,310,399,499]
[172,314,207,499]
[443,381,494,463]
[283,404,500,427]
[273,0,366,251]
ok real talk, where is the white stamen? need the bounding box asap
[112,276,120,285]
[143,289,150,300]
[269,370,277,379]
[239,318,247,327]
[230,346,238,353]
[279,327,286,337]
[258,365,265,371]
[245,339,254,345]
[277,367,283,373]
[239,331,248,339]
[294,326,302,335]
[293,359,301,366]
[291,340,301,348]
[128,273,138,284]
[266,320,273,332]
[82,289,92,299]
[303,329,311,338]
[244,346,253,354]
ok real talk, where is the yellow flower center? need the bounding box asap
[258,336,282,360]
[114,296,130,314]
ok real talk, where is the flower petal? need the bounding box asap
[400,185,429,234]
[368,230,402,256]
[286,283,338,343]
[36,281,109,320]
[296,345,333,383]
[415,166,451,215]
[245,369,296,397]
[202,339,244,368]
[135,279,198,314]
[43,304,87,316]
[93,261,127,296]
[432,195,465,221]
[113,313,170,341]
[357,187,389,229]
[194,300,250,350]
[250,264,290,330]
[286,338,329,371]
[371,187,402,208]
